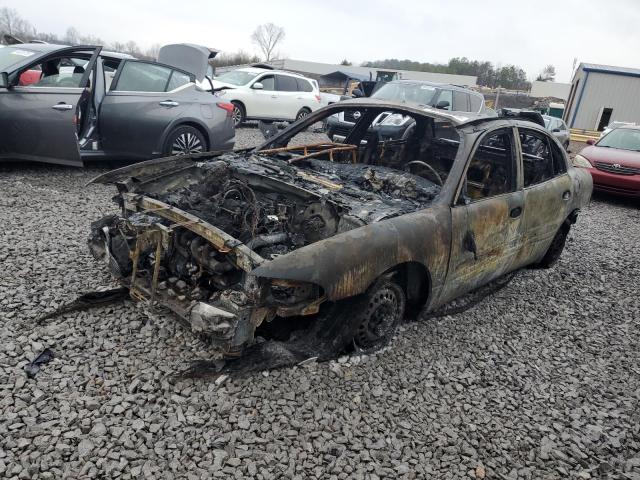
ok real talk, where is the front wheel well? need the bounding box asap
[387,261,431,314]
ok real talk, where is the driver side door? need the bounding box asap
[0,47,101,166]
[441,127,525,302]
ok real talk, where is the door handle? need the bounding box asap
[159,100,179,107]
[562,190,572,201]
[510,206,523,218]
[51,103,73,111]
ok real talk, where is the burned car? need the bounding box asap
[88,99,592,365]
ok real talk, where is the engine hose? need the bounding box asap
[246,232,289,250]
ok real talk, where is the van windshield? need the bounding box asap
[0,47,37,72]
[371,82,438,106]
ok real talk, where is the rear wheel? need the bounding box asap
[164,126,206,156]
[536,224,570,268]
[231,102,245,127]
[295,107,311,122]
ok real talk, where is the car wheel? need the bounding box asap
[231,102,245,127]
[165,126,207,156]
[352,278,406,353]
[295,108,311,122]
[536,223,570,269]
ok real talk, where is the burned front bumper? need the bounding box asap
[89,193,323,357]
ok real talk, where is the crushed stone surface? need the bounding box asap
[1,129,639,479]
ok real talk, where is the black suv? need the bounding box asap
[326,80,487,142]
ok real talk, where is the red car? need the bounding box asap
[573,126,640,197]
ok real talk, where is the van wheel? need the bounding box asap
[352,278,406,353]
[295,108,311,122]
[164,126,206,156]
[536,224,570,269]
[231,102,245,126]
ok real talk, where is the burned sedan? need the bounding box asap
[88,99,592,365]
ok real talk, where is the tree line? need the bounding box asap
[362,57,534,90]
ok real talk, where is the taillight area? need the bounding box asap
[216,102,234,116]
[315,94,321,103]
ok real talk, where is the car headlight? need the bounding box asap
[216,90,227,97]
[573,154,593,168]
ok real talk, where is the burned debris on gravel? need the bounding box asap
[0,128,639,480]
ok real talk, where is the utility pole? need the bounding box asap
[494,86,501,110]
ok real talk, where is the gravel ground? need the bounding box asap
[1,129,639,479]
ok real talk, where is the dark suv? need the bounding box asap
[326,80,487,142]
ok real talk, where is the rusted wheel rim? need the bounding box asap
[354,284,403,351]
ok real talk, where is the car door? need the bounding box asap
[0,46,101,166]
[515,127,573,264]
[442,127,524,301]
[98,60,194,158]
[246,74,277,119]
[274,74,301,120]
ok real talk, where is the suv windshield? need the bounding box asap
[216,70,259,86]
[0,47,37,71]
[371,82,438,106]
[597,128,640,151]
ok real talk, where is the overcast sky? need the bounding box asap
[6,0,640,82]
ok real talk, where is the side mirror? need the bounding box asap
[436,100,450,109]
[252,82,264,90]
[586,139,595,145]
[352,88,364,98]
[0,72,9,89]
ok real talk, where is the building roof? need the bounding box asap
[581,63,640,78]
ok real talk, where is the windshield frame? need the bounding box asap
[596,127,640,151]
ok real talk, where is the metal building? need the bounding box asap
[564,63,640,131]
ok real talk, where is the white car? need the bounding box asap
[212,67,321,126]
[600,121,636,138]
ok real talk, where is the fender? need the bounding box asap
[251,205,452,302]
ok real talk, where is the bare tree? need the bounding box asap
[251,23,285,61]
[145,43,161,60]
[536,64,556,82]
[0,7,35,41]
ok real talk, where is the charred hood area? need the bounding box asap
[131,152,441,260]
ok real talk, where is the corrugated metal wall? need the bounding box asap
[568,71,640,129]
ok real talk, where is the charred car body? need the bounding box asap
[89,99,592,363]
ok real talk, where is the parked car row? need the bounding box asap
[0,43,234,166]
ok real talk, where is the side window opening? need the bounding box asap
[296,78,313,92]
[257,75,275,91]
[469,94,482,113]
[464,129,516,201]
[166,70,191,91]
[519,128,562,187]
[437,89,453,111]
[276,75,298,92]
[453,91,469,112]
[20,55,92,88]
[113,62,172,93]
